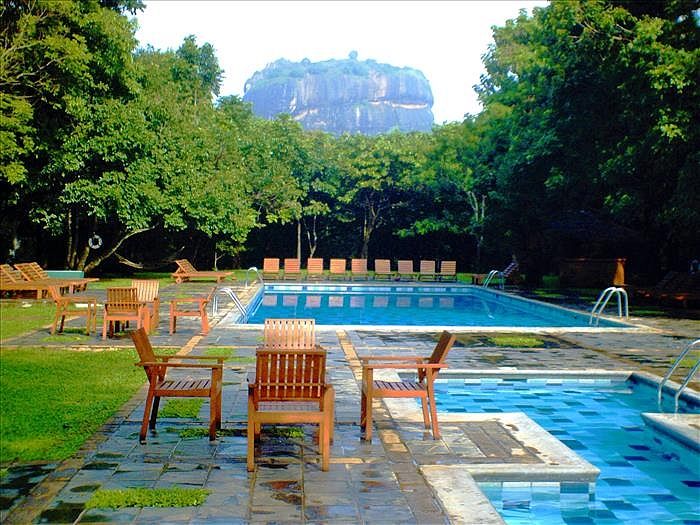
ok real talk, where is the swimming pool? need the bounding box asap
[245,284,628,328]
[436,376,700,524]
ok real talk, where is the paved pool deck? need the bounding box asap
[1,281,698,524]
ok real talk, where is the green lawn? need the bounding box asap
[0,300,55,341]
[0,347,145,463]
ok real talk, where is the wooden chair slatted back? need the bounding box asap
[14,262,45,281]
[397,260,414,273]
[374,259,391,273]
[263,318,316,349]
[284,258,301,273]
[307,258,324,274]
[132,279,159,302]
[418,331,456,383]
[351,259,367,273]
[176,259,198,273]
[330,259,346,273]
[263,258,280,272]
[440,261,456,275]
[420,260,436,273]
[254,349,326,401]
[106,287,140,313]
[1,264,23,282]
[131,327,161,381]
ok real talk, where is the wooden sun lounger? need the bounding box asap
[374,259,393,280]
[397,260,418,281]
[282,258,301,281]
[262,258,281,280]
[329,258,347,280]
[438,261,457,281]
[13,262,97,293]
[418,260,438,281]
[306,258,324,280]
[171,259,233,284]
[350,258,368,281]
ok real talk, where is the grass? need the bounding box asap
[0,300,55,341]
[487,335,545,347]
[0,347,145,463]
[166,426,244,439]
[158,399,204,418]
[86,272,173,290]
[203,347,255,364]
[85,487,210,509]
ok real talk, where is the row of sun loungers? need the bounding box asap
[262,258,457,282]
[0,262,97,298]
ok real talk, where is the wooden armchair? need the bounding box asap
[132,279,160,333]
[48,285,98,335]
[131,328,224,442]
[359,331,456,441]
[248,347,334,471]
[103,287,148,339]
[169,287,216,335]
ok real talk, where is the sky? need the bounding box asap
[134,1,548,124]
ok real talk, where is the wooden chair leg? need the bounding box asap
[102,316,108,340]
[420,397,430,429]
[427,379,440,439]
[149,397,161,430]
[247,398,256,471]
[208,398,217,441]
[141,388,155,443]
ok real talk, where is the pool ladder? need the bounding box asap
[589,287,628,326]
[657,339,700,413]
[482,270,504,289]
[245,266,264,286]
[213,287,249,322]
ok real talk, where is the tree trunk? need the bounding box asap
[304,216,318,258]
[296,220,302,260]
[82,227,153,273]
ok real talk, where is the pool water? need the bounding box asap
[247,285,624,327]
[436,378,700,524]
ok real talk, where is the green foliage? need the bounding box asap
[166,426,244,439]
[0,347,144,462]
[159,399,204,418]
[487,335,545,348]
[85,487,210,509]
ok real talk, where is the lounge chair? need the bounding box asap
[397,260,417,281]
[132,279,160,333]
[1,264,52,298]
[350,258,368,281]
[103,287,148,339]
[636,271,700,308]
[306,258,324,280]
[418,260,438,281]
[282,258,301,280]
[248,322,334,471]
[329,258,348,280]
[48,285,98,335]
[262,258,281,280]
[374,259,393,280]
[14,262,97,293]
[359,331,456,441]
[131,328,224,442]
[171,259,232,284]
[438,261,457,282]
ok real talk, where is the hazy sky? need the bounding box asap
[134,1,547,124]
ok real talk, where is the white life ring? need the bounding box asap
[88,234,103,250]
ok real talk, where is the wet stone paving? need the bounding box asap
[1,281,698,523]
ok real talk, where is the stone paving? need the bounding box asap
[1,281,699,524]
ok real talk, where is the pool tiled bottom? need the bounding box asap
[436,378,700,524]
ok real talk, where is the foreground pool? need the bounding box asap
[436,376,700,524]
[245,284,628,328]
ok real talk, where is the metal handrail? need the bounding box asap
[245,266,263,287]
[212,287,248,322]
[658,339,700,412]
[589,287,628,326]
[482,270,504,289]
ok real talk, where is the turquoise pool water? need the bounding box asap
[436,377,700,524]
[247,284,625,327]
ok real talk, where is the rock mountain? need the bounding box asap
[242,55,434,135]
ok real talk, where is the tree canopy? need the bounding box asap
[1,0,697,283]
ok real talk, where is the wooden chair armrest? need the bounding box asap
[171,297,207,305]
[359,356,425,362]
[136,361,222,370]
[361,363,448,370]
[157,354,226,362]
